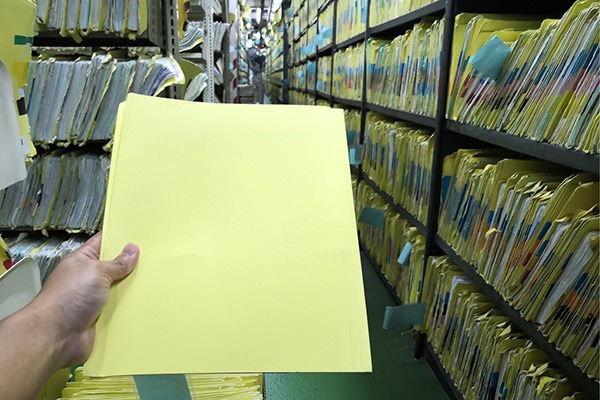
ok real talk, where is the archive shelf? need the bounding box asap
[318,0,333,13]
[446,120,600,176]
[280,0,599,398]
[365,103,436,129]
[434,236,600,398]
[360,173,427,237]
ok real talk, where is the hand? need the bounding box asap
[33,232,140,367]
[0,233,139,400]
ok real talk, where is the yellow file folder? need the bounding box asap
[86,94,371,377]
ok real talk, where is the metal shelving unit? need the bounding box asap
[277,0,599,398]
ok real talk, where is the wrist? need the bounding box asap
[26,297,72,369]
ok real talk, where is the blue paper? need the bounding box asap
[286,8,293,19]
[469,36,511,81]
[397,242,412,265]
[349,145,363,165]
[135,375,191,400]
[297,70,304,78]
[307,62,317,74]
[316,34,324,46]
[358,207,384,230]
[383,303,426,329]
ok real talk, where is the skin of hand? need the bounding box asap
[0,233,139,400]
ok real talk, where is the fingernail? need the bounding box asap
[123,243,138,258]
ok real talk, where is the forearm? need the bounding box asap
[0,302,64,400]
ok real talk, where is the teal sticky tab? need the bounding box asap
[349,145,363,165]
[397,242,412,265]
[134,375,191,400]
[297,70,304,78]
[383,303,426,329]
[347,130,357,145]
[469,36,511,80]
[358,207,384,230]
[14,35,33,45]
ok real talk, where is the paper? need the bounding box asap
[0,63,26,190]
[468,35,511,80]
[85,95,371,376]
[382,303,426,329]
[358,207,384,230]
[397,242,412,265]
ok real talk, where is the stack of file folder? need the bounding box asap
[318,4,334,48]
[362,113,434,224]
[370,0,437,28]
[367,18,443,116]
[336,0,367,42]
[26,53,184,144]
[423,256,588,399]
[3,234,86,282]
[59,368,264,399]
[317,55,332,94]
[438,149,599,379]
[344,109,361,147]
[447,1,598,154]
[0,151,110,233]
[36,0,147,38]
[356,181,425,301]
[333,43,365,101]
[179,21,204,52]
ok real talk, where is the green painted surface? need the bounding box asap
[265,252,450,400]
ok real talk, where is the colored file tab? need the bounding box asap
[383,303,426,329]
[86,94,371,376]
[134,375,191,400]
[397,242,412,265]
[358,207,385,230]
[468,35,511,80]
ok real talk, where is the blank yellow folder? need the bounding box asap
[85,94,371,376]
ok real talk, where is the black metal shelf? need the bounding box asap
[370,1,446,37]
[434,235,600,399]
[33,31,159,47]
[366,103,436,128]
[335,32,365,51]
[446,120,600,176]
[316,90,332,100]
[317,43,333,56]
[359,241,401,305]
[332,96,362,109]
[307,88,316,95]
[423,341,465,400]
[361,173,428,236]
[318,0,333,14]
[350,165,360,175]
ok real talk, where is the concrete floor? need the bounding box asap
[265,252,450,400]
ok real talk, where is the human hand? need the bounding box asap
[31,232,140,368]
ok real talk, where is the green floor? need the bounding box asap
[265,252,449,400]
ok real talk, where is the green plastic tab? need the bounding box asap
[134,374,191,400]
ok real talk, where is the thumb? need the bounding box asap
[99,243,140,283]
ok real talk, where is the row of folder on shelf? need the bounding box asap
[355,180,595,399]
[25,52,184,145]
[295,1,597,154]
[36,0,146,38]
[439,149,599,380]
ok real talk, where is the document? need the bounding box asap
[86,94,371,376]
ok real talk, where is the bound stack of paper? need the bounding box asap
[26,53,184,144]
[0,152,109,232]
[3,234,86,282]
[438,149,599,379]
[179,21,204,52]
[448,1,599,154]
[85,94,371,377]
[36,0,146,38]
[344,109,361,147]
[362,113,434,224]
[423,256,588,399]
[367,18,444,116]
[332,43,365,100]
[318,4,334,48]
